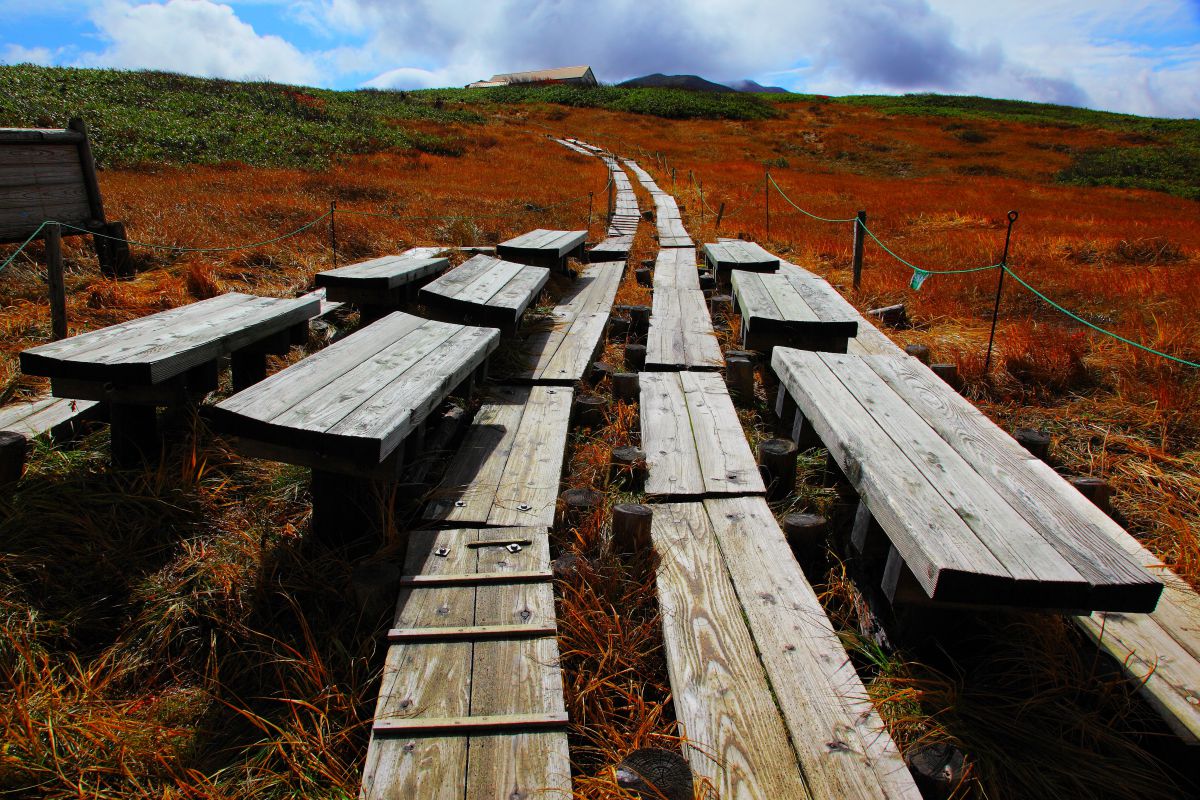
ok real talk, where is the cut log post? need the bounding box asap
[230,349,268,392]
[108,403,158,468]
[905,742,967,800]
[757,438,798,501]
[557,487,604,531]
[1069,476,1113,516]
[930,363,960,390]
[1014,428,1051,462]
[0,431,29,486]
[98,221,133,279]
[635,268,652,287]
[640,258,656,269]
[613,372,640,402]
[572,394,608,430]
[698,273,717,293]
[46,223,67,341]
[641,209,655,222]
[867,303,908,329]
[725,355,755,405]
[625,343,646,371]
[612,503,653,555]
[628,305,650,337]
[587,361,616,387]
[782,512,827,560]
[609,446,647,490]
[709,294,733,324]
[310,469,388,549]
[614,747,694,800]
[607,316,630,340]
[904,344,931,364]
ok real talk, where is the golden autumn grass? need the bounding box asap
[0,97,1197,797]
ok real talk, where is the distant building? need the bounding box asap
[467,65,597,88]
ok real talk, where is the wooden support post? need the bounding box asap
[773,384,797,433]
[635,267,652,287]
[1068,476,1113,516]
[108,403,158,468]
[587,191,594,229]
[587,361,616,387]
[607,179,614,220]
[615,748,694,800]
[640,258,656,269]
[790,411,822,450]
[609,446,646,490]
[930,363,960,391]
[715,201,725,230]
[709,294,733,324]
[624,343,646,371]
[607,316,630,340]
[782,512,827,560]
[698,273,717,293]
[45,223,67,341]
[558,487,604,531]
[97,221,133,279]
[0,431,29,486]
[572,394,607,430]
[725,355,755,405]
[628,305,650,337]
[612,503,652,555]
[904,344,931,364]
[310,468,388,548]
[852,210,866,290]
[329,199,338,269]
[230,349,268,392]
[851,500,889,558]
[764,168,770,240]
[613,372,640,402]
[757,438,798,501]
[1014,428,1051,462]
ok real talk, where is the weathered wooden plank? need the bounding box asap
[386,624,557,642]
[499,228,586,258]
[705,240,780,273]
[639,371,705,496]
[707,497,922,798]
[421,255,549,325]
[771,347,1013,601]
[0,396,99,439]
[652,502,812,799]
[654,248,701,291]
[646,289,723,371]
[315,255,447,291]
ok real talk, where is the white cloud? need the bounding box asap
[2,44,56,65]
[81,0,320,85]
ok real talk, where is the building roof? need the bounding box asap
[488,65,593,83]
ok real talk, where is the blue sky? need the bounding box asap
[2,1,1198,118]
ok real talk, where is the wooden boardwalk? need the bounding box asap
[646,250,723,370]
[502,263,622,384]
[0,396,99,440]
[704,239,780,273]
[315,254,447,312]
[497,229,586,273]
[361,525,570,799]
[622,158,694,248]
[640,371,763,498]
[591,155,640,261]
[424,385,572,529]
[419,254,549,333]
[730,267,858,353]
[653,499,919,799]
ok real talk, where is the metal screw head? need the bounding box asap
[506,542,522,553]
[516,502,532,512]
[454,500,466,507]
[434,547,450,557]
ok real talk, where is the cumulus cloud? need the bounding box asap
[2,44,56,65]
[81,0,320,85]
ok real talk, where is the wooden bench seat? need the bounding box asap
[730,267,858,353]
[640,371,763,497]
[652,499,920,799]
[424,385,572,529]
[419,254,549,333]
[362,526,569,798]
[496,229,586,273]
[314,254,447,313]
[502,264,622,384]
[0,396,100,440]
[770,348,1162,612]
[705,239,780,273]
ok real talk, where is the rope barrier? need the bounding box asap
[0,221,49,273]
[1002,266,1198,368]
[60,212,331,253]
[857,222,1003,276]
[767,173,859,224]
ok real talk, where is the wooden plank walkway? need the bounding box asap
[646,250,722,371]
[621,158,694,248]
[419,255,549,333]
[0,396,99,440]
[424,385,572,529]
[730,267,858,353]
[314,254,447,310]
[652,499,919,799]
[552,137,594,157]
[497,229,586,273]
[771,348,1161,612]
[591,155,640,260]
[640,371,763,498]
[502,263,623,384]
[361,526,570,799]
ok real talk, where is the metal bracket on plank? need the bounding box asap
[466,538,533,549]
[372,712,569,737]
[397,569,553,587]
[386,623,557,643]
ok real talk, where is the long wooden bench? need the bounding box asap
[419,254,549,334]
[502,263,622,384]
[646,250,723,371]
[704,239,780,274]
[211,311,498,539]
[424,385,572,530]
[640,371,763,498]
[496,229,586,273]
[314,254,447,317]
[771,347,1162,612]
[652,498,920,799]
[0,396,100,441]
[730,267,858,354]
[362,525,570,798]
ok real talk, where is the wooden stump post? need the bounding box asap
[572,394,608,430]
[726,355,755,405]
[609,446,646,490]
[612,503,653,554]
[108,403,159,468]
[613,372,640,402]
[867,303,907,329]
[46,223,67,341]
[587,361,616,387]
[635,268,652,287]
[709,294,733,324]
[782,512,827,560]
[1068,476,1113,516]
[558,487,604,531]
[930,363,960,391]
[625,343,646,371]
[607,316,630,340]
[757,438,798,501]
[628,305,650,337]
[698,273,717,294]
[1014,428,1050,462]
[904,344,931,364]
[852,210,866,290]
[97,221,133,279]
[0,431,29,486]
[615,748,694,800]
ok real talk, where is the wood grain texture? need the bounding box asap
[646,289,723,370]
[704,240,780,273]
[0,396,98,439]
[652,502,812,800]
[420,255,550,325]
